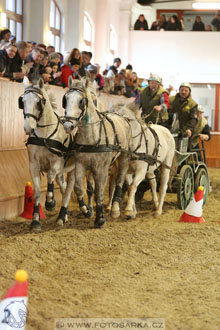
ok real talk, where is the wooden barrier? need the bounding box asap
[0,78,219,220]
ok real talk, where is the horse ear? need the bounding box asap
[23,76,30,89]
[68,75,73,88]
[82,77,90,89]
[38,78,44,89]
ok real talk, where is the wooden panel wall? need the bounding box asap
[0,79,219,220]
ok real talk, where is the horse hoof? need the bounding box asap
[154,210,162,217]
[56,219,64,226]
[30,220,41,231]
[124,211,136,219]
[83,207,92,218]
[45,199,56,211]
[94,218,105,228]
[111,210,120,219]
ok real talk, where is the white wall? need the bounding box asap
[128,31,220,87]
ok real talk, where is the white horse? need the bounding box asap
[20,77,76,230]
[63,77,133,228]
[115,102,175,218]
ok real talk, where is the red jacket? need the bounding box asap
[60,64,78,87]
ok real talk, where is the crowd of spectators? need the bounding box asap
[0,28,144,99]
[134,10,220,31]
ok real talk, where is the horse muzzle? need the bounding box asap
[63,121,76,134]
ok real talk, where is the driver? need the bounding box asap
[138,74,169,126]
[169,82,198,137]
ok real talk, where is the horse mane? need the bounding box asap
[47,91,58,110]
[31,82,58,110]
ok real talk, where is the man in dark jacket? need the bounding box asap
[10,41,32,81]
[0,43,17,79]
[169,82,198,137]
[24,47,44,82]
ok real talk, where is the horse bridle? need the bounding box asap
[62,87,88,124]
[19,87,46,122]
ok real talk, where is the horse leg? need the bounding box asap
[45,170,57,211]
[74,164,92,217]
[155,165,170,216]
[29,165,42,231]
[147,171,159,211]
[56,169,75,226]
[124,165,147,219]
[111,154,129,219]
[86,172,94,216]
[93,171,108,228]
[106,162,117,213]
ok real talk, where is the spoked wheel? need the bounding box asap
[194,167,209,205]
[177,165,194,209]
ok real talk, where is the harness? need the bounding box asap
[63,87,129,156]
[19,86,72,157]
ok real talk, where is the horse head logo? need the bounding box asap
[2,299,27,328]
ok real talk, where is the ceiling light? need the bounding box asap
[192,2,220,9]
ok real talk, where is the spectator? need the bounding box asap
[0,43,17,79]
[46,45,55,54]
[94,64,105,91]
[26,42,34,54]
[166,15,182,31]
[37,43,47,51]
[86,64,99,89]
[41,51,50,68]
[49,52,62,71]
[192,16,205,31]
[206,24,212,31]
[150,21,158,30]
[25,47,44,83]
[111,73,126,96]
[60,58,81,87]
[169,82,198,137]
[64,48,84,78]
[138,74,169,126]
[125,68,134,97]
[158,15,167,30]
[49,62,62,85]
[126,64,133,71]
[211,11,220,31]
[131,72,141,97]
[134,14,148,30]
[106,57,121,78]
[9,35,16,45]
[10,41,33,81]
[0,29,11,47]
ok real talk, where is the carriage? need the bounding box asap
[167,134,210,209]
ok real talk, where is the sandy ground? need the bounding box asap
[0,168,220,330]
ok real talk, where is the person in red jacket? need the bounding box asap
[60,58,80,87]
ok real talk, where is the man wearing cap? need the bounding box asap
[191,105,211,157]
[169,82,198,137]
[139,74,169,125]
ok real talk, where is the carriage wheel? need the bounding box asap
[177,165,194,210]
[194,167,209,205]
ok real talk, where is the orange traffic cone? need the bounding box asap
[179,186,205,223]
[20,182,45,220]
[0,270,28,329]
